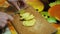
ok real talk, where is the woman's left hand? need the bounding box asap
[0,12,13,29]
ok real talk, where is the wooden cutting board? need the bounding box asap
[10,5,56,34]
[0,5,56,34]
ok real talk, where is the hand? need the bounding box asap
[0,12,13,29]
[7,0,26,10]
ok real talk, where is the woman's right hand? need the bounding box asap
[7,0,26,10]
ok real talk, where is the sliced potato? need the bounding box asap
[20,12,35,20]
[23,19,36,26]
[26,14,34,20]
[20,12,30,19]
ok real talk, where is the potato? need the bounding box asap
[20,13,30,20]
[23,19,36,26]
[26,15,34,20]
[20,12,34,20]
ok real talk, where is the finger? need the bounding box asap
[7,15,13,21]
[0,20,7,26]
[0,22,3,26]
[0,20,8,29]
[8,0,20,10]
[0,22,5,28]
[0,12,8,20]
[8,0,18,1]
[1,20,7,24]
[1,23,6,28]
[11,1,20,10]
[0,18,8,27]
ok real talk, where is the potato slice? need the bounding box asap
[20,12,35,20]
[23,19,36,26]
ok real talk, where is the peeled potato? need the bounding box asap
[20,10,36,26]
[20,12,34,20]
[23,19,36,26]
[20,12,30,20]
[26,14,34,20]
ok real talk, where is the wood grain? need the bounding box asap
[11,5,56,34]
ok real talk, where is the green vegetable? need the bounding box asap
[41,12,57,23]
[41,12,49,18]
[49,1,60,7]
[47,17,57,23]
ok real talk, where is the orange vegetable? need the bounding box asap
[52,24,59,28]
[48,5,60,21]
